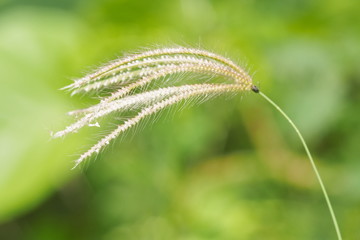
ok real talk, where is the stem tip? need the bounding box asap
[251,85,260,93]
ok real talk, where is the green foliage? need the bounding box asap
[0,0,359,239]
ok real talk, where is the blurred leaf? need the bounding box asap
[0,7,89,222]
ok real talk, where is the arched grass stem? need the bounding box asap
[258,91,342,240]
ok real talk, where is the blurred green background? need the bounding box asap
[0,0,359,239]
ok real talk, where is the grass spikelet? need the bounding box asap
[63,47,250,91]
[53,46,341,239]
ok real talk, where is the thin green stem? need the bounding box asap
[258,91,342,240]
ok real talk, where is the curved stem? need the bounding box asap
[257,91,342,240]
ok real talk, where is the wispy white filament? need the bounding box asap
[70,56,248,95]
[72,83,246,168]
[54,84,242,138]
[66,47,251,91]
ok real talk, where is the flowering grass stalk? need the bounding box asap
[53,46,341,239]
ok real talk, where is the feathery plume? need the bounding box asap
[54,47,254,167]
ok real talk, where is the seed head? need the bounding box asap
[53,47,255,168]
